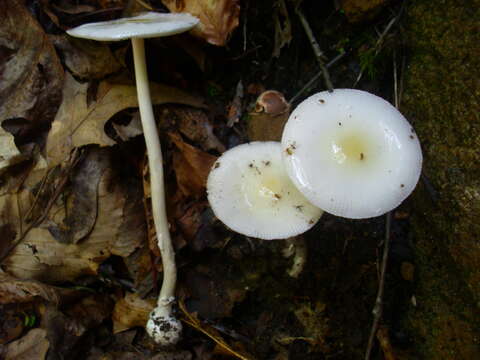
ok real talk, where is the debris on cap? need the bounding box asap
[207,141,323,240]
[282,89,423,219]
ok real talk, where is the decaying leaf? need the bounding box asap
[0,305,25,345]
[112,112,144,141]
[226,80,244,127]
[180,301,252,360]
[51,35,123,79]
[0,129,22,171]
[47,149,109,244]
[162,0,240,46]
[184,267,246,319]
[0,0,64,147]
[112,292,155,334]
[176,201,209,244]
[39,305,85,356]
[0,271,78,305]
[66,294,114,330]
[169,132,217,199]
[4,328,49,360]
[46,73,205,167]
[159,106,225,152]
[247,90,290,142]
[2,148,143,283]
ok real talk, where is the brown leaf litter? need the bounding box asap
[1,147,147,283]
[0,0,64,168]
[162,0,240,46]
[46,73,205,167]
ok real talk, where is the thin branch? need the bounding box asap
[294,5,334,92]
[365,50,401,359]
[0,150,82,265]
[289,51,345,103]
[365,211,392,360]
[353,15,399,87]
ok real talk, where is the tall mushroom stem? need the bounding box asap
[131,37,181,345]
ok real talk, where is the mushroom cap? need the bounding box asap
[207,141,323,240]
[281,89,422,219]
[66,12,199,41]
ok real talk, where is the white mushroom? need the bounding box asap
[207,142,323,240]
[281,89,422,219]
[67,12,199,345]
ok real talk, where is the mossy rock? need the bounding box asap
[401,0,480,357]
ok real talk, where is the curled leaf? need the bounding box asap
[162,0,240,46]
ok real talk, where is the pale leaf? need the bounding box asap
[46,73,204,167]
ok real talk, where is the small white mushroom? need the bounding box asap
[207,142,323,240]
[67,12,199,345]
[281,89,422,219]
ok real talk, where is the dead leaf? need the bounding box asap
[184,266,246,319]
[51,35,123,79]
[169,133,217,199]
[39,304,86,357]
[112,293,155,334]
[46,73,205,167]
[0,129,22,171]
[247,90,290,142]
[0,305,25,345]
[377,325,396,360]
[0,0,64,146]
[66,294,114,329]
[180,301,252,360]
[48,149,110,244]
[227,80,244,127]
[293,302,330,350]
[158,107,225,152]
[0,271,79,305]
[2,148,142,283]
[162,0,240,46]
[4,328,49,360]
[112,112,144,141]
[340,0,388,23]
[177,202,209,243]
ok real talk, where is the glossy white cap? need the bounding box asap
[66,12,199,41]
[281,89,422,219]
[207,142,323,240]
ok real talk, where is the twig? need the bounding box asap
[0,150,82,265]
[289,51,346,103]
[365,50,402,358]
[243,0,249,52]
[23,168,53,223]
[294,4,334,92]
[353,15,399,87]
[365,211,392,360]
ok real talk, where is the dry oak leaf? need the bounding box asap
[4,328,49,360]
[169,132,217,198]
[162,0,240,46]
[112,292,155,334]
[46,73,204,167]
[51,35,123,80]
[0,129,22,171]
[0,271,78,305]
[0,0,64,145]
[2,159,136,283]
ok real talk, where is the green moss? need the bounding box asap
[401,0,480,357]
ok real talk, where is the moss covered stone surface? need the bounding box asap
[401,0,480,357]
